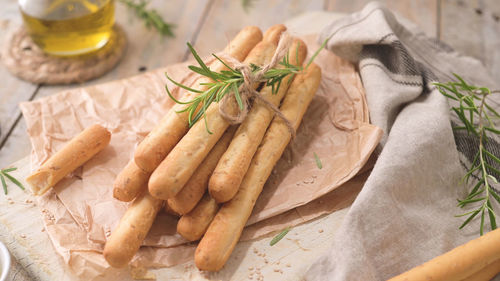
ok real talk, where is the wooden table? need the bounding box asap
[0,0,499,280]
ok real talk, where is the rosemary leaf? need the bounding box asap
[3,172,25,191]
[314,152,322,169]
[0,174,6,195]
[270,227,291,246]
[1,167,17,173]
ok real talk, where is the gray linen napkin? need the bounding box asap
[306,2,500,280]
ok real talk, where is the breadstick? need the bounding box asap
[163,202,181,217]
[461,259,500,281]
[26,124,111,196]
[195,63,322,271]
[209,39,307,203]
[103,190,163,268]
[177,193,219,241]
[389,227,500,281]
[167,126,237,215]
[134,26,263,172]
[149,24,287,200]
[113,160,151,202]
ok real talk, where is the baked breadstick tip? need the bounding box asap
[134,26,263,172]
[177,193,219,241]
[26,124,111,196]
[195,63,322,271]
[113,159,151,202]
[103,190,163,268]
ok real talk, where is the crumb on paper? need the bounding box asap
[20,234,26,238]
[130,266,156,280]
[286,263,291,267]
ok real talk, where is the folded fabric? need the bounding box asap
[306,1,500,280]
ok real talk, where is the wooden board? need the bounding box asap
[440,0,500,79]
[0,2,39,148]
[189,0,325,58]
[325,0,438,36]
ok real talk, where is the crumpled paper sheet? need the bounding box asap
[20,35,382,280]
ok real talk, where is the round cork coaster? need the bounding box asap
[1,25,127,85]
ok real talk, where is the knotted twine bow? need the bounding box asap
[217,32,297,138]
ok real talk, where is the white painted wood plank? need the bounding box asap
[441,0,500,79]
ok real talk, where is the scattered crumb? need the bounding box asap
[264,259,268,264]
[286,263,291,267]
[248,266,254,270]
[25,199,33,204]
[262,253,266,257]
[273,269,279,272]
[8,201,14,205]
[41,228,45,232]
[20,234,26,238]
[318,229,324,233]
[303,177,315,184]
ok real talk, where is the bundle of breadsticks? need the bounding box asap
[102,24,322,272]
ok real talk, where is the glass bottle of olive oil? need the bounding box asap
[19,0,115,56]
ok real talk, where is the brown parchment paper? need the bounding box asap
[19,35,382,280]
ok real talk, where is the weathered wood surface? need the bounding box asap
[440,0,500,80]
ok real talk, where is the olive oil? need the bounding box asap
[20,0,115,56]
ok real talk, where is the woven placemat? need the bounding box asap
[1,25,127,85]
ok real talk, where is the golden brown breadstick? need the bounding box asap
[149,24,287,200]
[167,126,237,215]
[134,26,263,172]
[163,202,181,217]
[389,227,500,281]
[195,63,322,271]
[113,160,151,202]
[177,193,219,241]
[209,39,307,203]
[26,124,111,195]
[461,259,500,281]
[103,190,163,268]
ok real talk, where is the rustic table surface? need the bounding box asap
[0,0,499,280]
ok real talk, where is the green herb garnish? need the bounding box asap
[314,152,322,169]
[119,0,175,37]
[0,167,25,195]
[270,227,291,246]
[435,74,500,235]
[165,39,328,130]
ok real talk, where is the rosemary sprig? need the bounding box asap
[435,74,500,235]
[270,227,291,246]
[165,40,327,130]
[119,0,175,37]
[0,167,25,195]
